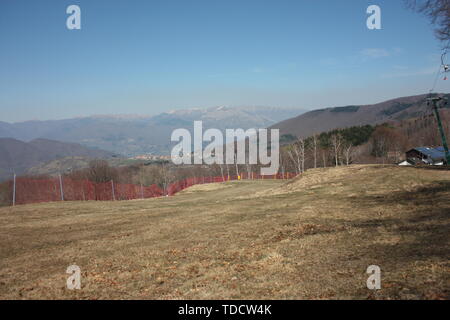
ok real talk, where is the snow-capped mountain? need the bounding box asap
[0,106,306,156]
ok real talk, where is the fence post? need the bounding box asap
[140,183,144,199]
[111,180,116,201]
[12,173,16,206]
[59,174,64,201]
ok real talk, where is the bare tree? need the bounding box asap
[287,149,300,174]
[279,148,290,178]
[370,126,393,164]
[160,162,171,195]
[312,134,318,169]
[298,138,306,173]
[87,160,118,183]
[287,138,306,173]
[321,149,328,168]
[331,133,343,167]
[343,143,354,166]
[405,0,450,41]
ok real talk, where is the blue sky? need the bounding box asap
[0,0,448,122]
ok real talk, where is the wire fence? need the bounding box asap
[2,172,297,206]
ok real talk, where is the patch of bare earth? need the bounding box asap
[0,165,449,299]
[179,182,232,194]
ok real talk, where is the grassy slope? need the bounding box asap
[0,165,449,300]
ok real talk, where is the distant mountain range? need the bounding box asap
[0,106,306,156]
[0,138,114,181]
[1,94,448,181]
[270,93,450,138]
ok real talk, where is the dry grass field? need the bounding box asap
[0,165,449,300]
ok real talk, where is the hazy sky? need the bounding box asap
[0,0,449,122]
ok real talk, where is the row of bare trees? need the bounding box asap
[282,134,352,174]
[279,124,377,174]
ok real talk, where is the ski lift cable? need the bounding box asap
[429,39,450,94]
[429,59,443,94]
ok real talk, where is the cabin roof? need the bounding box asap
[408,147,445,161]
